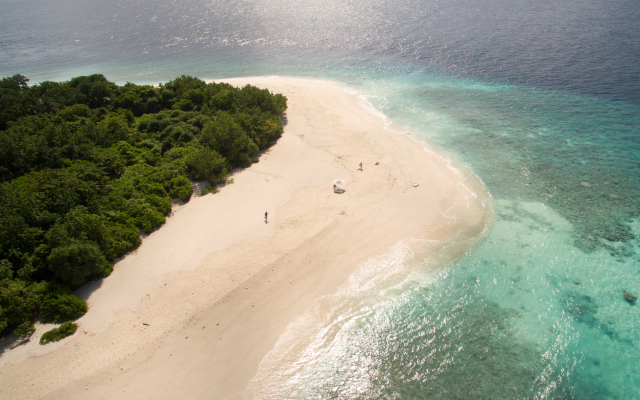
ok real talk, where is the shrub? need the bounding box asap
[40,321,77,344]
[185,147,228,184]
[232,153,252,168]
[103,222,140,260]
[124,199,166,233]
[14,321,36,337]
[169,176,193,202]
[201,185,219,196]
[40,293,87,323]
[58,104,93,122]
[47,241,108,287]
[101,263,114,277]
[0,279,44,336]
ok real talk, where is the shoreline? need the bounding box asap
[0,77,491,400]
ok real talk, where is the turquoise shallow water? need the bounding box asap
[371,76,640,399]
[3,0,640,397]
[247,201,640,398]
[242,75,640,399]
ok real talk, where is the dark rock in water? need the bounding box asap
[623,291,637,303]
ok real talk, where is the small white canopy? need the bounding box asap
[333,179,345,193]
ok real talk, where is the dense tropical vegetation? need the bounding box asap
[0,74,287,339]
[39,321,78,344]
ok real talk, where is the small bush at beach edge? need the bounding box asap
[40,322,78,345]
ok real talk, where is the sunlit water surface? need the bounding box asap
[2,0,640,397]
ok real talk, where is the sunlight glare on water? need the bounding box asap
[2,0,640,397]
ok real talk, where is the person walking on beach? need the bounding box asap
[265,211,268,223]
[358,162,363,171]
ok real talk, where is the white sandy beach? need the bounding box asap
[0,78,491,400]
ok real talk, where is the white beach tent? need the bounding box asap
[333,179,346,193]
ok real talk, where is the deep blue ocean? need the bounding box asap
[2,0,640,398]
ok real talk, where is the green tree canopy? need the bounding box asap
[0,74,287,336]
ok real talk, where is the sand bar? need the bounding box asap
[0,77,491,400]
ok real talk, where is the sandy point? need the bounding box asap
[0,77,492,400]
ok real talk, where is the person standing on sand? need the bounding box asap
[358,162,363,171]
[265,211,268,223]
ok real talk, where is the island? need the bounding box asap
[0,77,491,400]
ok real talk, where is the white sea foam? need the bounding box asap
[246,229,488,398]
